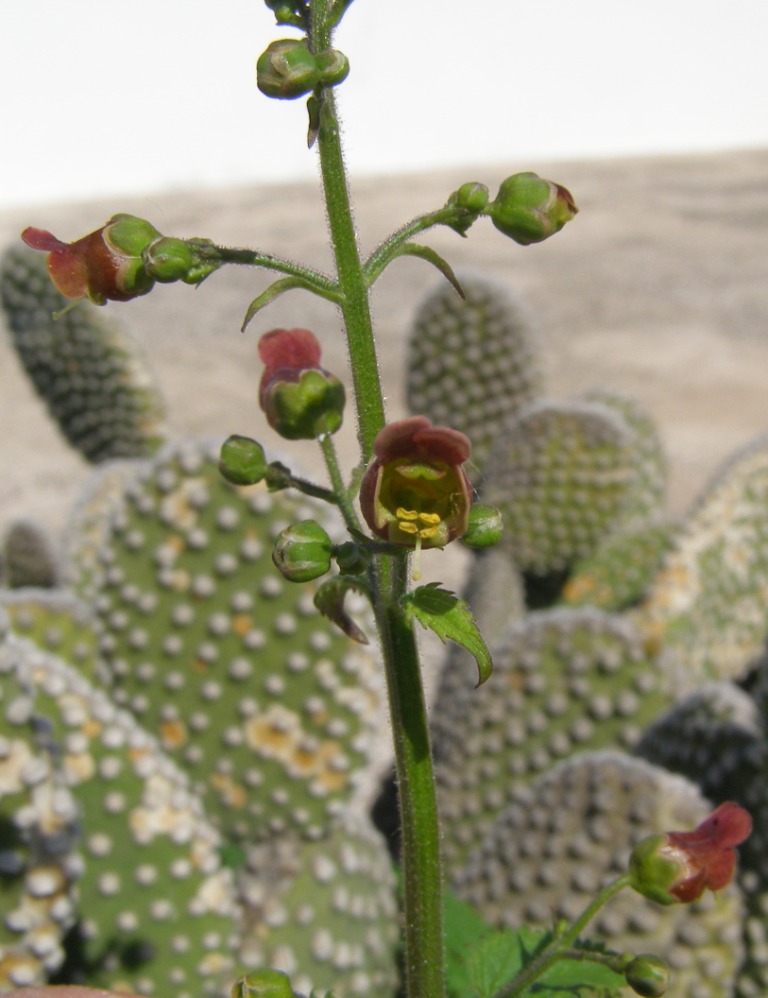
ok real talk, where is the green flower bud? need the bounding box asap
[232,969,301,998]
[272,519,333,582]
[487,172,578,245]
[334,540,370,575]
[315,47,350,88]
[143,236,220,285]
[625,955,670,997]
[219,435,268,485]
[257,39,319,99]
[264,1,310,29]
[462,504,504,548]
[445,182,490,235]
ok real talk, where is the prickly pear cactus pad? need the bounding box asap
[0,245,167,463]
[0,590,100,682]
[561,519,674,612]
[431,607,670,873]
[481,399,639,575]
[0,625,80,989]
[455,751,745,998]
[406,273,542,480]
[238,810,399,998]
[65,438,384,843]
[582,390,668,529]
[634,679,768,997]
[635,435,768,684]
[0,631,241,996]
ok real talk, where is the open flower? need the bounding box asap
[21,214,162,305]
[359,416,472,549]
[628,801,752,905]
[258,328,345,440]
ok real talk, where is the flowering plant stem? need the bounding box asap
[496,875,632,998]
[310,3,446,995]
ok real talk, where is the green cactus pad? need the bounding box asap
[0,245,168,463]
[481,399,638,574]
[642,672,768,997]
[562,519,674,611]
[431,606,669,873]
[455,751,745,998]
[238,810,399,998]
[0,589,100,681]
[582,390,667,529]
[0,632,80,988]
[635,435,768,684]
[65,438,384,843]
[0,631,241,996]
[2,520,61,590]
[406,273,542,480]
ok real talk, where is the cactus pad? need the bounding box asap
[431,606,669,873]
[481,399,638,574]
[238,810,398,998]
[406,273,542,479]
[0,245,167,463]
[635,435,768,684]
[455,751,745,998]
[66,438,385,843]
[0,631,241,996]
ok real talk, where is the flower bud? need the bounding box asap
[264,1,310,29]
[625,955,670,997]
[334,540,370,575]
[258,328,345,440]
[143,236,220,285]
[219,435,268,485]
[21,213,162,304]
[232,969,300,998]
[272,520,333,582]
[315,48,350,88]
[487,172,577,245]
[257,39,319,99]
[445,182,490,235]
[462,504,504,548]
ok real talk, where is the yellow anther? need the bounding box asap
[397,520,419,535]
[419,525,440,539]
[396,507,419,521]
[417,512,442,526]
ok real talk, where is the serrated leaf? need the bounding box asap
[314,575,371,643]
[402,583,493,685]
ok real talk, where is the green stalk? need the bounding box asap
[309,5,446,995]
[374,554,446,998]
[496,875,631,998]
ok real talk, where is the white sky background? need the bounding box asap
[2,0,767,208]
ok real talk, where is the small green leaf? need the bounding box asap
[314,575,372,643]
[389,242,465,298]
[401,583,493,685]
[241,277,308,332]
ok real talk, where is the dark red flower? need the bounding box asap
[258,328,345,440]
[629,801,752,905]
[21,214,161,305]
[359,416,472,549]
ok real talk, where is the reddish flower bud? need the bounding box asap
[258,328,345,440]
[628,801,751,906]
[359,416,472,549]
[21,214,161,305]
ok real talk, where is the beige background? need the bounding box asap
[2,150,767,562]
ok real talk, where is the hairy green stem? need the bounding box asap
[319,433,362,531]
[309,5,446,995]
[497,875,631,998]
[363,206,467,286]
[374,554,446,998]
[212,244,338,295]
